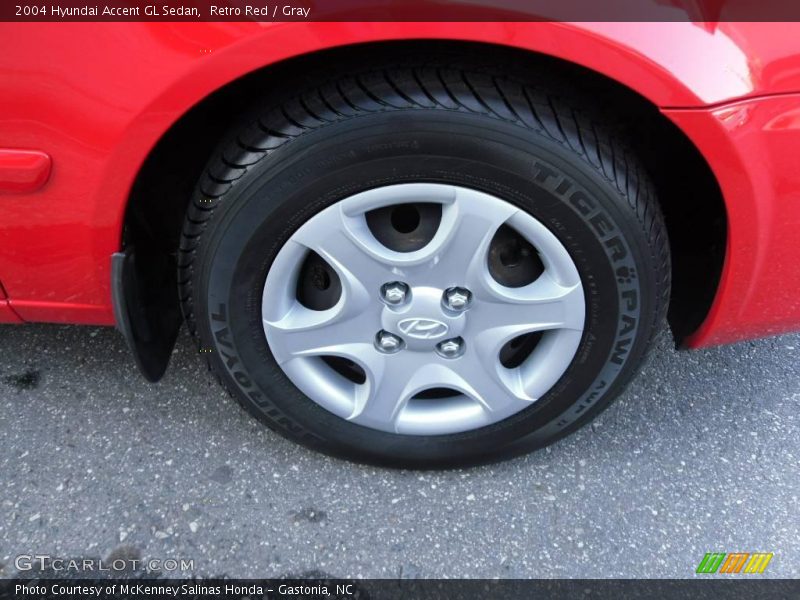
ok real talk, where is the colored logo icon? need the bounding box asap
[696,552,773,574]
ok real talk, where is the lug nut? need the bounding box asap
[375,330,403,354]
[436,337,465,359]
[443,287,472,311]
[381,282,409,305]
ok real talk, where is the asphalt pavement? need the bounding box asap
[1,323,798,578]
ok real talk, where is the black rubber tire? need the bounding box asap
[178,59,670,467]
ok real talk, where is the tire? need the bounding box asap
[178,60,670,467]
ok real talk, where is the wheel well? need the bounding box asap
[123,40,726,354]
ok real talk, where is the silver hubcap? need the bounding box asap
[262,183,585,435]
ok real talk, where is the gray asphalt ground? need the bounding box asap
[0,323,798,579]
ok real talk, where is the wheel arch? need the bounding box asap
[119,37,727,379]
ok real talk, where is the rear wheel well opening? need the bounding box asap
[622,110,727,343]
[122,39,727,360]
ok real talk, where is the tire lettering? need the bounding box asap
[622,289,638,312]
[568,190,595,216]
[555,178,572,195]
[605,236,628,262]
[208,302,318,440]
[589,212,614,237]
[619,314,636,337]
[211,304,227,322]
[530,159,642,433]
[610,337,632,365]
[532,162,559,184]
[220,349,239,370]
[213,326,234,349]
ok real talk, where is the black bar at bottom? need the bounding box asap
[2,578,800,600]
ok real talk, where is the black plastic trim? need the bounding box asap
[111,249,181,382]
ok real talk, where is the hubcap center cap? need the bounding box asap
[381,286,465,351]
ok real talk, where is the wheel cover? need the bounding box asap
[262,183,585,435]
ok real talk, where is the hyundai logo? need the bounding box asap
[397,318,449,340]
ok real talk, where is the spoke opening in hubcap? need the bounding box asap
[262,183,586,436]
[499,331,545,369]
[413,387,461,400]
[296,250,342,311]
[365,202,442,252]
[320,355,367,385]
[488,224,545,288]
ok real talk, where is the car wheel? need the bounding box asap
[178,62,670,467]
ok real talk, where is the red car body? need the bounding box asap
[2,21,800,349]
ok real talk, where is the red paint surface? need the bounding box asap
[0,22,799,345]
[0,303,23,323]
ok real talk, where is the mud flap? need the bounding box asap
[111,249,182,382]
